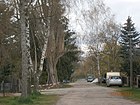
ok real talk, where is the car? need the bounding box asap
[87,76,94,82]
[106,76,122,87]
[62,80,70,83]
[92,78,98,83]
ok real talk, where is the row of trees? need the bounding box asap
[75,0,140,86]
[81,16,140,86]
[0,0,81,98]
[0,0,140,99]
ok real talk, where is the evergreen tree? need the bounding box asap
[119,16,140,76]
[57,29,81,82]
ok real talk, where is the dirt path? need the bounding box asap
[43,79,140,105]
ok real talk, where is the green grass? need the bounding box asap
[117,87,140,102]
[99,83,140,103]
[0,94,59,105]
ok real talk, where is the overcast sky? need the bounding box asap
[68,0,140,53]
[69,0,140,33]
[104,0,140,31]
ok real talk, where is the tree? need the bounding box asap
[0,1,14,68]
[102,43,121,72]
[14,0,68,93]
[119,16,140,87]
[102,18,122,72]
[119,16,140,74]
[0,0,24,95]
[46,0,66,85]
[28,0,51,92]
[0,0,74,95]
[81,0,113,84]
[57,29,81,82]
[19,0,34,98]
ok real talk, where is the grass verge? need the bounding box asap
[0,94,59,105]
[117,87,140,103]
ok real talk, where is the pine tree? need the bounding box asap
[56,17,81,82]
[57,29,80,82]
[119,16,140,76]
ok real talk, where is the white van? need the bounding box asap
[106,72,120,79]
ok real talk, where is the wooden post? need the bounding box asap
[127,77,129,86]
[137,76,138,88]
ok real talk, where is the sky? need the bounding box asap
[104,0,140,31]
[69,0,140,33]
[68,0,140,54]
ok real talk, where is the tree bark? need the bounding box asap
[34,39,48,92]
[32,0,51,91]
[20,0,30,98]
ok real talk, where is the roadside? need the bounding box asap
[0,94,59,105]
[52,79,140,105]
[116,87,140,103]
[1,80,140,105]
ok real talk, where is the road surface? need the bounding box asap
[43,79,140,105]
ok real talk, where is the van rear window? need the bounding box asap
[111,76,121,79]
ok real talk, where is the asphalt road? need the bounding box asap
[43,79,140,105]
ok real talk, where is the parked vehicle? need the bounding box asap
[106,72,120,79]
[87,76,94,82]
[62,80,70,83]
[92,78,98,83]
[106,76,122,87]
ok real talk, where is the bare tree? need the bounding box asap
[28,0,51,92]
[81,0,111,83]
[29,0,67,89]
[102,18,121,72]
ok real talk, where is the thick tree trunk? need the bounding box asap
[20,0,30,98]
[48,58,58,85]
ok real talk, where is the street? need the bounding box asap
[43,79,140,105]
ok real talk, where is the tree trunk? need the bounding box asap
[49,58,55,85]
[38,39,48,77]
[33,0,51,91]
[97,53,101,84]
[34,39,48,92]
[30,26,39,92]
[20,0,30,98]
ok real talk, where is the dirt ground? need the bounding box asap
[43,79,140,105]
